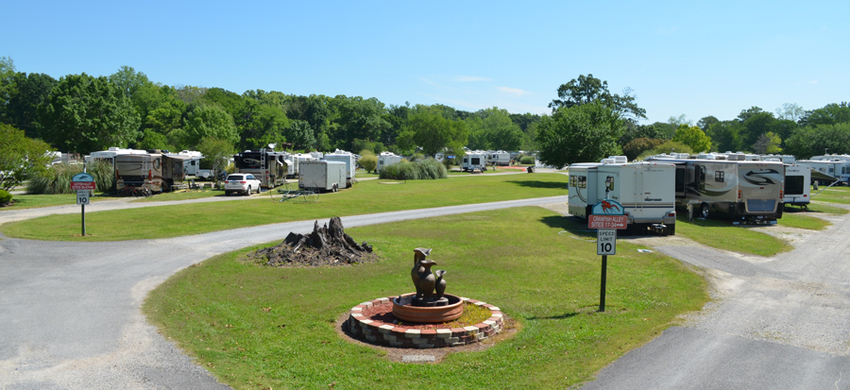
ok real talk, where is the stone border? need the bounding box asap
[347,296,504,348]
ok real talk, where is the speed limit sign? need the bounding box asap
[76,190,91,205]
[597,229,617,255]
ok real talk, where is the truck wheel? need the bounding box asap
[700,203,710,219]
[666,224,676,236]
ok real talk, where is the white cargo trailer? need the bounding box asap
[298,160,347,192]
[568,159,677,235]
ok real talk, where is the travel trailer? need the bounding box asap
[647,155,785,223]
[376,151,403,173]
[177,150,204,176]
[298,160,347,192]
[487,150,511,166]
[234,149,289,188]
[323,149,357,186]
[797,154,850,184]
[461,151,487,172]
[783,164,811,208]
[115,151,190,194]
[568,157,677,235]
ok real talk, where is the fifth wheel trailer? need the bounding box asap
[568,159,677,235]
[647,156,785,223]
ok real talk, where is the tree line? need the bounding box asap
[2,55,849,175]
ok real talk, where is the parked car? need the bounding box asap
[224,174,261,196]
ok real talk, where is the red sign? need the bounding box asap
[71,181,96,190]
[589,215,628,230]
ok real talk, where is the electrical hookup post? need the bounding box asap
[70,171,96,236]
[588,199,627,312]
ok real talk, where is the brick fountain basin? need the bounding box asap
[347,295,504,348]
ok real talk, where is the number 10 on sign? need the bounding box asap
[597,229,616,255]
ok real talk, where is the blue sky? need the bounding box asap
[3,1,847,124]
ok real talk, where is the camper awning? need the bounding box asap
[811,170,839,182]
[163,154,194,161]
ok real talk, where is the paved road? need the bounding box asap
[580,208,850,390]
[0,196,567,389]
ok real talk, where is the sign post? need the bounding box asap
[71,172,96,236]
[589,199,627,312]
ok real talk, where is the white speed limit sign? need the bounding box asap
[76,190,91,205]
[597,229,617,255]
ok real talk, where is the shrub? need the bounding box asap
[379,158,447,180]
[27,160,115,195]
[0,189,11,205]
[519,155,536,165]
[358,150,377,173]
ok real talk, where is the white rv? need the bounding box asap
[647,156,785,223]
[568,158,677,235]
[797,154,850,184]
[783,164,811,208]
[177,150,204,176]
[487,150,511,166]
[376,151,403,172]
[461,151,487,172]
[323,149,357,186]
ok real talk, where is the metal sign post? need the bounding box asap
[71,171,96,237]
[589,199,627,312]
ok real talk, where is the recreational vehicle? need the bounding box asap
[461,151,487,172]
[177,150,204,176]
[234,149,288,188]
[797,154,850,184]
[323,149,357,186]
[647,156,785,223]
[376,152,403,172]
[87,147,148,172]
[298,160,347,192]
[487,150,511,166]
[783,164,811,208]
[115,152,190,194]
[568,158,677,235]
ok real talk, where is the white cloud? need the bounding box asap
[498,86,532,97]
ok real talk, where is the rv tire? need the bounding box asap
[665,224,676,236]
[700,203,710,219]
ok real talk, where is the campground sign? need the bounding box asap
[70,172,96,236]
[589,199,625,312]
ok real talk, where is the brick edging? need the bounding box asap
[347,296,504,348]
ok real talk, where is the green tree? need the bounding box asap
[697,115,720,132]
[358,150,377,173]
[402,105,469,158]
[196,137,235,183]
[775,103,805,122]
[0,56,16,119]
[0,123,54,191]
[330,95,390,150]
[179,104,238,149]
[38,73,141,153]
[672,125,711,153]
[636,140,694,160]
[536,102,625,168]
[475,107,524,151]
[548,74,646,121]
[752,131,782,154]
[3,72,58,139]
[785,123,850,158]
[799,102,850,127]
[622,137,665,161]
[108,65,150,98]
[236,99,289,150]
[706,121,743,152]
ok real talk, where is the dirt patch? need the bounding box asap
[246,217,377,267]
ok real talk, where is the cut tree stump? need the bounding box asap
[251,217,375,267]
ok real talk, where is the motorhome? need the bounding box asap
[797,154,850,184]
[487,150,511,166]
[647,155,785,223]
[461,151,487,172]
[298,160,347,192]
[568,157,677,235]
[323,149,357,186]
[376,151,403,173]
[234,149,288,188]
[783,164,811,208]
[115,151,190,194]
[87,147,148,172]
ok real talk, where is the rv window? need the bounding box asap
[472,158,481,164]
[569,175,577,188]
[578,176,586,189]
[785,176,804,195]
[715,171,725,182]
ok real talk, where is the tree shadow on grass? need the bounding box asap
[506,180,568,190]
[540,215,596,240]
[527,312,578,320]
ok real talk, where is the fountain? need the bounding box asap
[346,248,504,349]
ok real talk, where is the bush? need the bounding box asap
[379,158,447,180]
[519,155,536,165]
[0,189,11,205]
[27,160,115,195]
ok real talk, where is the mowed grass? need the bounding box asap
[0,173,568,241]
[674,216,792,257]
[810,186,850,204]
[143,207,708,390]
[0,192,112,210]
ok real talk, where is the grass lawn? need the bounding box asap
[0,192,111,210]
[129,188,223,202]
[1,173,569,241]
[810,186,850,204]
[674,216,792,257]
[143,207,708,390]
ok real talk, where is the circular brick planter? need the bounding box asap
[347,296,504,349]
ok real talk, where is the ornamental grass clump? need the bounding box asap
[0,189,12,205]
[27,161,114,194]
[379,158,447,180]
